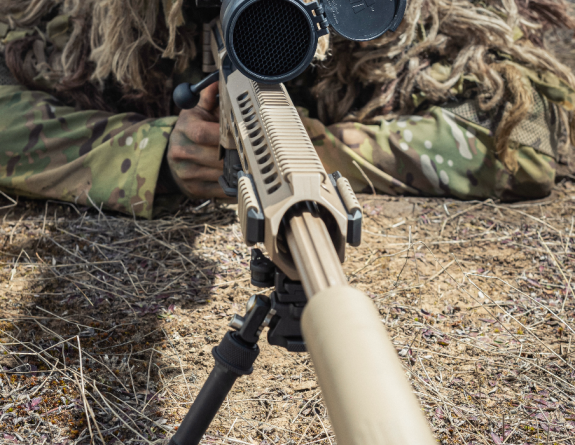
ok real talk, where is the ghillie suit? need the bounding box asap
[0,0,327,116]
[0,0,574,218]
[0,0,193,117]
[315,0,575,172]
[4,0,573,166]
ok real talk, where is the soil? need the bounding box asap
[1,181,575,445]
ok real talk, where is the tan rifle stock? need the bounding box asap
[210,21,435,445]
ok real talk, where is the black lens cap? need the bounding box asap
[319,0,406,41]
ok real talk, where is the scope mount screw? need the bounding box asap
[228,314,245,331]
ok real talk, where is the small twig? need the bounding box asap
[0,190,17,210]
[92,385,153,444]
[142,350,155,413]
[352,160,376,196]
[77,336,104,445]
[315,411,333,445]
[127,345,139,407]
[538,232,575,313]
[163,329,193,400]
[561,274,573,314]
[439,201,486,237]
[426,259,455,283]
[566,216,574,253]
[73,283,94,307]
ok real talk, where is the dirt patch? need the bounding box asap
[1,180,575,445]
[546,0,575,71]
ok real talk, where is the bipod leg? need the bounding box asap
[170,249,306,445]
[168,331,259,445]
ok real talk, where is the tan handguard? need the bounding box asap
[210,22,359,282]
[222,68,361,282]
[210,25,435,445]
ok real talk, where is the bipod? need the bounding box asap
[168,248,307,445]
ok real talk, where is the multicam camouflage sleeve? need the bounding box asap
[302,105,557,201]
[0,83,563,219]
[0,85,177,219]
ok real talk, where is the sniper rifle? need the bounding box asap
[169,1,435,444]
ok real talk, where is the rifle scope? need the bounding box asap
[218,0,407,84]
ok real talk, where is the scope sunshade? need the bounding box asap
[221,0,407,84]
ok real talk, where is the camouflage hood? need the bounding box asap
[0,0,327,117]
[313,0,575,171]
[0,0,194,116]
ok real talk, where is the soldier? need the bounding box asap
[0,0,574,219]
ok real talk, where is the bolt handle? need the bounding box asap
[173,70,219,110]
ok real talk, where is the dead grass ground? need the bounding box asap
[2,7,575,444]
[1,180,575,445]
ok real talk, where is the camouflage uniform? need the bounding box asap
[303,100,558,201]
[0,85,177,218]
[0,13,573,218]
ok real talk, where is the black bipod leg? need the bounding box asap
[169,281,273,445]
[169,249,306,445]
[168,332,259,445]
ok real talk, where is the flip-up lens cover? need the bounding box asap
[321,0,406,41]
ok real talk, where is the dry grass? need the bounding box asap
[1,12,575,444]
[1,180,575,445]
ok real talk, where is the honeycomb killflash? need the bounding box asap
[222,0,321,84]
[232,0,311,78]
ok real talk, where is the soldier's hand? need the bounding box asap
[167,82,226,199]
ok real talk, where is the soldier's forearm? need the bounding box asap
[0,85,178,218]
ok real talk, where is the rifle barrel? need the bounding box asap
[286,211,437,445]
[285,209,347,297]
